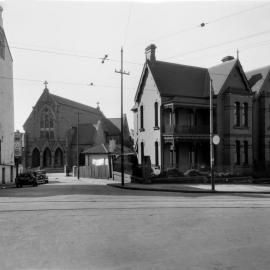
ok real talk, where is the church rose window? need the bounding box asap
[40,107,55,140]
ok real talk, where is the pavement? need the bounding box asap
[3,174,270,193]
[109,181,270,193]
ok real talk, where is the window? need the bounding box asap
[234,102,240,127]
[140,105,144,131]
[244,141,248,164]
[40,107,55,140]
[235,140,241,165]
[155,141,159,167]
[141,142,144,164]
[154,102,159,127]
[243,103,248,127]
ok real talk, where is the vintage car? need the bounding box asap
[34,170,49,184]
[15,173,38,188]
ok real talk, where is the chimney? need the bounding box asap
[221,55,234,63]
[145,44,156,63]
[0,6,3,28]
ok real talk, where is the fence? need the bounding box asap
[77,165,110,179]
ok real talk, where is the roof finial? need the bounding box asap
[96,101,100,110]
[237,49,239,60]
[44,80,48,90]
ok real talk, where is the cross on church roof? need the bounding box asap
[44,80,48,89]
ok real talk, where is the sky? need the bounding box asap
[2,0,270,131]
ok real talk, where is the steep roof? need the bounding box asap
[70,123,97,145]
[108,118,121,130]
[50,93,101,115]
[148,60,209,97]
[83,144,108,154]
[246,66,270,94]
[102,118,120,136]
[208,59,237,95]
[83,143,134,155]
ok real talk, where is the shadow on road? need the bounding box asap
[1,181,270,199]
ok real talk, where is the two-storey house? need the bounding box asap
[133,44,253,176]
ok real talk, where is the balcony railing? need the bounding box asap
[164,124,210,135]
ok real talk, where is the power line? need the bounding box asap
[167,28,270,60]
[149,2,270,42]
[9,45,143,66]
[0,75,135,90]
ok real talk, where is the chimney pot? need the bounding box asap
[221,55,234,62]
[145,44,156,63]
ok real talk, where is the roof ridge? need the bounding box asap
[154,60,207,71]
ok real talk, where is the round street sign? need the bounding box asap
[213,135,220,145]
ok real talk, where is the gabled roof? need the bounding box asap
[148,60,209,98]
[83,144,109,154]
[23,89,103,129]
[108,118,121,131]
[208,59,237,95]
[246,66,270,95]
[50,93,101,115]
[70,123,97,145]
[208,59,251,95]
[102,118,120,136]
[83,143,135,155]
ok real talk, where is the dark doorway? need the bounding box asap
[43,148,52,167]
[79,152,85,166]
[54,148,63,167]
[2,167,5,184]
[32,148,40,168]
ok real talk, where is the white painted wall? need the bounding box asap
[134,67,161,175]
[0,24,14,184]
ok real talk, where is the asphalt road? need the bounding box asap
[1,174,270,270]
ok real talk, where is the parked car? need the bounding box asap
[34,170,49,184]
[15,173,38,188]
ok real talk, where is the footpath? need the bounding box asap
[109,182,270,194]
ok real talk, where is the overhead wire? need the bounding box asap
[0,75,135,90]
[149,2,270,42]
[166,28,270,60]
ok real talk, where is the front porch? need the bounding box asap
[163,139,210,173]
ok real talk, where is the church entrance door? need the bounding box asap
[32,148,40,168]
[43,148,52,167]
[55,148,63,167]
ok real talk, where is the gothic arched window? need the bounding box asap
[40,107,55,140]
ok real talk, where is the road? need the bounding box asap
[1,174,270,270]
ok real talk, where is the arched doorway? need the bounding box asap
[32,148,40,168]
[43,148,52,167]
[54,148,63,167]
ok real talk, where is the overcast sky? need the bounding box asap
[2,0,270,131]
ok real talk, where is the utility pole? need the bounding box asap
[210,79,215,191]
[115,47,130,186]
[76,112,81,180]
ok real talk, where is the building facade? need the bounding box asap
[133,45,255,176]
[0,7,15,184]
[23,86,132,172]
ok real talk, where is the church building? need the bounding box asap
[23,84,131,172]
